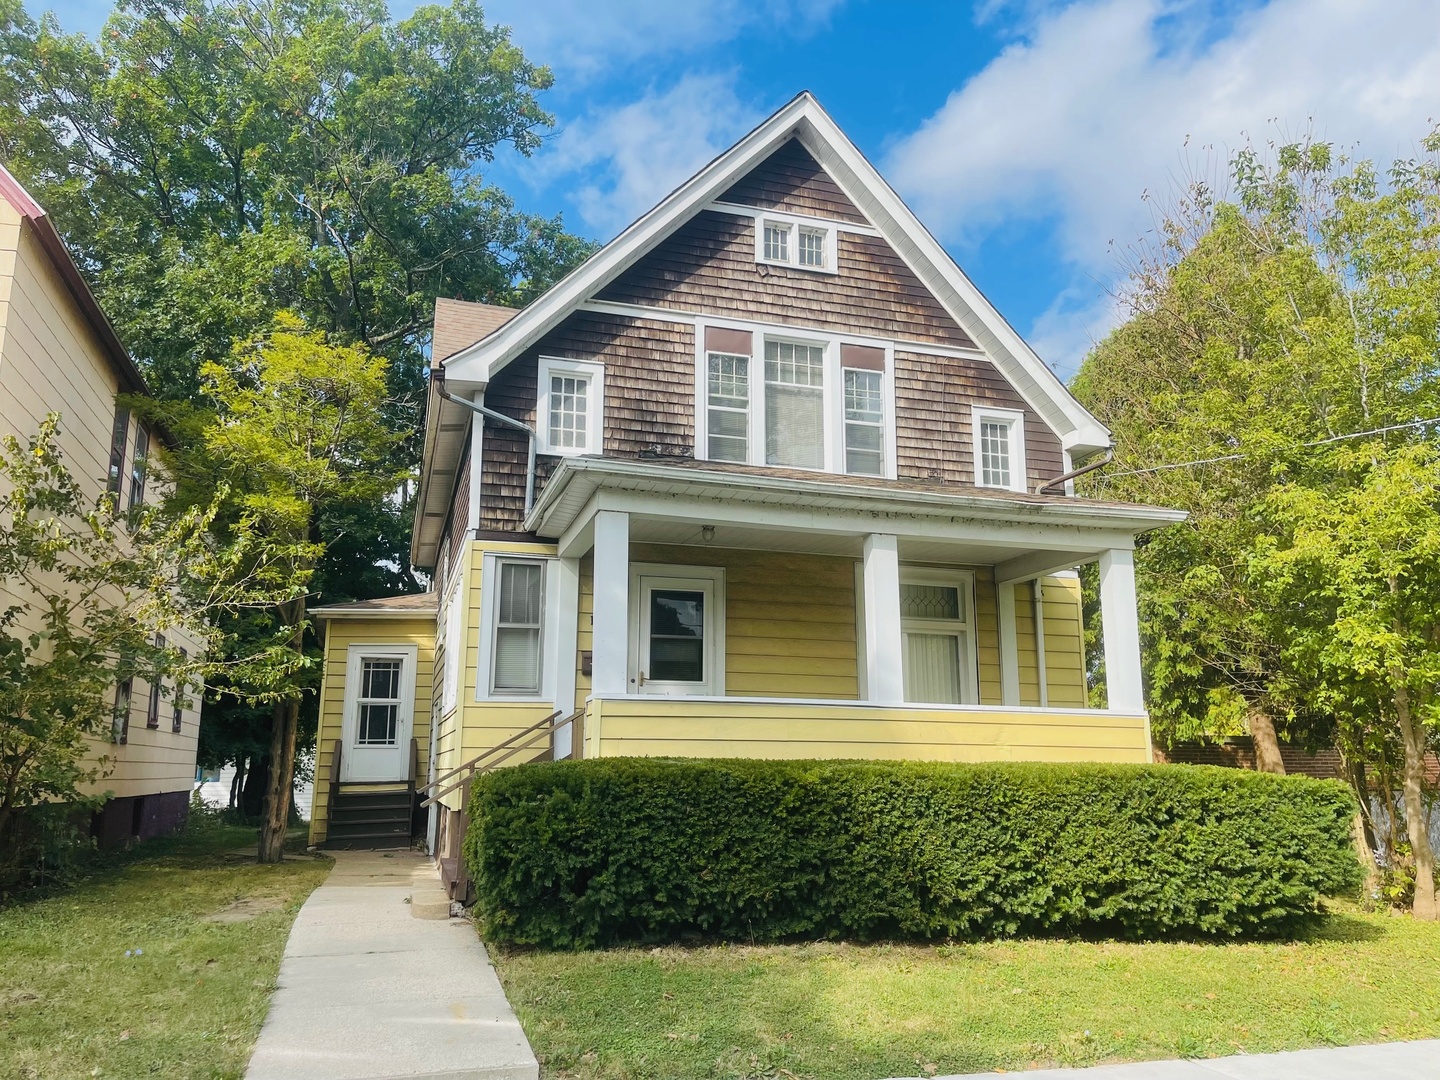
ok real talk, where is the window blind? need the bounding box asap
[493,561,543,693]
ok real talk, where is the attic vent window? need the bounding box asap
[754,214,837,274]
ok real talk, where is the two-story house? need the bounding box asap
[307,95,1184,867]
[0,164,204,846]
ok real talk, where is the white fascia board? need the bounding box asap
[528,458,1187,541]
[791,111,1112,455]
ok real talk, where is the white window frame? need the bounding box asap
[971,405,1028,493]
[536,356,604,456]
[694,319,896,479]
[899,567,979,706]
[753,212,838,275]
[475,553,563,702]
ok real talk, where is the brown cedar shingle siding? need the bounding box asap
[719,138,868,224]
[895,349,1064,490]
[478,311,695,530]
[597,212,977,350]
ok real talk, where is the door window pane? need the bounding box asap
[764,340,825,469]
[904,633,963,704]
[357,658,403,745]
[649,590,704,682]
[493,560,543,693]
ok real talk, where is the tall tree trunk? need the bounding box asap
[1395,682,1437,920]
[1345,757,1382,898]
[258,697,299,863]
[1248,709,1287,774]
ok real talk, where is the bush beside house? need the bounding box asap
[464,758,1360,948]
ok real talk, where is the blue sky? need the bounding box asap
[35,0,1440,377]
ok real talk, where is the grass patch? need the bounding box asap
[0,822,330,1079]
[492,903,1440,1080]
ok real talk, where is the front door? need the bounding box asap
[341,646,417,782]
[631,571,721,696]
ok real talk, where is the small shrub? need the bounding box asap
[464,758,1360,948]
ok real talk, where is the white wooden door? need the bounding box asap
[341,646,417,782]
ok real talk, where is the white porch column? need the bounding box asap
[591,510,630,696]
[552,556,581,758]
[862,533,904,703]
[1099,548,1145,713]
[996,582,1020,706]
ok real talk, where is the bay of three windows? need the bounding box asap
[704,329,888,477]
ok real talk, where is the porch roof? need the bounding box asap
[528,456,1185,545]
[312,593,438,621]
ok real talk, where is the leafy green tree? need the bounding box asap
[1074,129,1440,917]
[180,315,405,862]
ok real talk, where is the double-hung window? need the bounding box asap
[764,340,826,469]
[755,214,836,273]
[107,405,129,503]
[146,632,164,728]
[706,352,750,462]
[490,559,544,695]
[841,344,886,477]
[972,406,1027,491]
[537,357,604,456]
[128,425,149,511]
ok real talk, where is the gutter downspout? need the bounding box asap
[433,369,538,517]
[1035,447,1114,495]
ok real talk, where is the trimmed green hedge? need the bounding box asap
[463,758,1360,948]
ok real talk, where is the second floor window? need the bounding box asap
[700,328,892,478]
[973,406,1027,491]
[537,357,604,456]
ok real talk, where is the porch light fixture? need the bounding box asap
[701,525,716,544]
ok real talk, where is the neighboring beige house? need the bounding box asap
[306,95,1185,878]
[0,164,202,846]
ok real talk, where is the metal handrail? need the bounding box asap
[420,708,581,809]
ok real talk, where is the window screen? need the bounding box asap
[979,419,1014,488]
[843,368,884,476]
[548,374,590,450]
[764,340,825,469]
[492,560,543,693]
[706,352,749,462]
[763,222,790,262]
[357,657,403,745]
[648,590,704,682]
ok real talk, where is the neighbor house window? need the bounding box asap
[899,570,977,705]
[972,406,1026,492]
[128,425,149,511]
[490,559,544,694]
[356,657,404,746]
[537,357,604,455]
[173,647,188,732]
[107,405,129,502]
[755,215,835,273]
[113,678,132,744]
[146,633,164,728]
[764,340,826,469]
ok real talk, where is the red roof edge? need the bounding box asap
[0,162,151,398]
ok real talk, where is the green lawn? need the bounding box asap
[0,822,330,1080]
[493,905,1440,1080]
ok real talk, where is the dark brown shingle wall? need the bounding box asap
[718,138,869,223]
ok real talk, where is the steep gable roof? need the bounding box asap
[440,91,1110,455]
[433,297,518,362]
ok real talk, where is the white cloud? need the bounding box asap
[885,0,1440,374]
[536,73,764,238]
[481,0,845,80]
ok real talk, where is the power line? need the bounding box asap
[1103,416,1440,479]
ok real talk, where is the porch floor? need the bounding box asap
[244,851,537,1080]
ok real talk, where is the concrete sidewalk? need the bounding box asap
[245,850,538,1080]
[907,1039,1440,1079]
